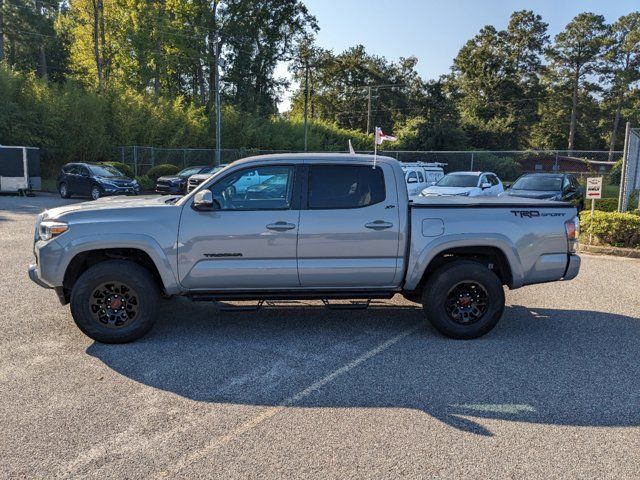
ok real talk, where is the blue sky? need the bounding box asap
[276,0,638,110]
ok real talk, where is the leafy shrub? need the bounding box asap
[609,159,622,185]
[100,161,134,178]
[135,176,155,191]
[145,164,180,182]
[472,154,522,181]
[579,210,640,248]
[592,197,618,212]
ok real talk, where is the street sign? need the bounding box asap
[586,177,603,200]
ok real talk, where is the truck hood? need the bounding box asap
[421,186,477,196]
[43,195,177,220]
[501,189,560,200]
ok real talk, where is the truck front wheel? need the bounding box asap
[70,260,160,343]
[422,260,504,339]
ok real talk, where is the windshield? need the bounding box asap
[178,166,206,178]
[512,176,563,191]
[262,174,287,185]
[436,174,479,188]
[88,165,124,177]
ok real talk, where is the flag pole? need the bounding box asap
[373,127,377,169]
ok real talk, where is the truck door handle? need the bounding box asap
[365,220,394,230]
[266,222,296,231]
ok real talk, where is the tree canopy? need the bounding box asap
[0,3,639,160]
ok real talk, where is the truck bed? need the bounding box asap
[404,196,578,291]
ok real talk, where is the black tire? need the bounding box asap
[59,182,71,199]
[422,260,505,339]
[90,185,101,200]
[70,260,160,343]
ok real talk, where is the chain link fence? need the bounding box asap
[116,146,301,176]
[118,146,622,183]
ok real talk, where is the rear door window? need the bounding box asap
[308,165,385,209]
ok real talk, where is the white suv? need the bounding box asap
[401,163,445,198]
[420,171,504,197]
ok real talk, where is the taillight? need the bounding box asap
[565,216,579,253]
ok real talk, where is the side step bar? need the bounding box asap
[189,290,395,302]
[189,290,396,312]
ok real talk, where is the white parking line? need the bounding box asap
[154,321,426,478]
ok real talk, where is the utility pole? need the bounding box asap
[214,37,221,166]
[353,83,404,135]
[366,86,371,135]
[303,57,309,151]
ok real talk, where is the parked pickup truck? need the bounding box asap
[29,154,581,343]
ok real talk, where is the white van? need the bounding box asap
[401,162,446,198]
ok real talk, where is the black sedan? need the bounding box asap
[500,173,585,211]
[156,166,215,195]
[58,163,140,200]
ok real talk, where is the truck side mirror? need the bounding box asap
[430,181,437,186]
[407,177,417,184]
[481,182,491,190]
[192,190,220,211]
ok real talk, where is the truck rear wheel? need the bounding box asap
[422,260,504,339]
[70,260,159,343]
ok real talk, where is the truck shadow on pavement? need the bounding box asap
[87,300,640,436]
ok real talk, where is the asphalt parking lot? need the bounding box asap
[1,194,639,479]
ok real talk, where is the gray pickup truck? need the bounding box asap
[29,154,580,343]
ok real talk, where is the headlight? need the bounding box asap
[132,179,139,187]
[39,220,68,241]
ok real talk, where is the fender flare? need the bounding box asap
[57,233,182,295]
[404,234,525,291]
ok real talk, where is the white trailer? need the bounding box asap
[0,146,41,194]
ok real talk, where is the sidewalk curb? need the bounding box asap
[578,243,640,259]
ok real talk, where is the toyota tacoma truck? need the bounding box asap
[29,154,580,343]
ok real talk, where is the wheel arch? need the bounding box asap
[61,248,164,304]
[56,234,181,304]
[404,237,523,293]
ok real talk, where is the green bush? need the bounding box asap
[591,197,618,212]
[100,161,134,178]
[471,154,522,182]
[145,164,180,182]
[580,210,640,248]
[135,176,155,191]
[609,159,622,185]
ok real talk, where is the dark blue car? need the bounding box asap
[58,163,140,200]
[500,173,585,211]
[156,165,215,195]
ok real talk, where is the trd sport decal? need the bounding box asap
[510,210,565,218]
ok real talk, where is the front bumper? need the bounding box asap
[156,184,184,195]
[29,263,69,304]
[102,185,140,195]
[563,254,581,280]
[28,263,51,289]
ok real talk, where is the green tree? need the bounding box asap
[600,12,640,159]
[450,11,548,149]
[289,44,423,134]
[0,0,66,79]
[546,13,608,151]
[394,80,467,150]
